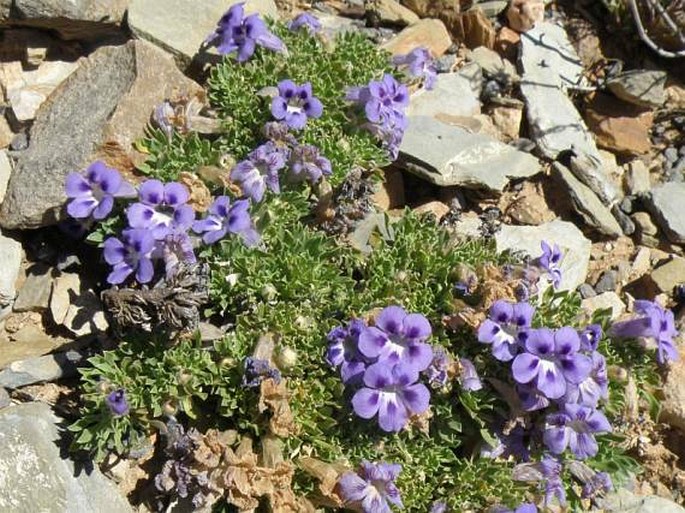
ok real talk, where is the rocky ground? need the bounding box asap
[1,0,685,512]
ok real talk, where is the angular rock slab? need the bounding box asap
[495,219,591,291]
[552,163,622,237]
[0,0,129,40]
[0,230,22,307]
[0,402,133,512]
[598,488,685,513]
[519,22,617,204]
[662,358,685,435]
[128,0,279,65]
[406,65,482,119]
[645,182,685,244]
[0,40,201,230]
[607,70,667,108]
[398,115,541,191]
[381,18,452,57]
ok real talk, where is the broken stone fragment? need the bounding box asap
[0,40,201,230]
[381,18,452,57]
[607,70,667,109]
[398,115,541,192]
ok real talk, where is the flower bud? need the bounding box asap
[294,315,314,330]
[162,400,178,416]
[261,284,278,301]
[275,346,298,370]
[220,357,236,368]
[177,370,193,385]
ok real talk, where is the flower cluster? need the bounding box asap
[230,85,330,202]
[327,307,434,432]
[242,357,281,388]
[206,2,285,62]
[338,460,402,513]
[475,267,617,507]
[610,300,679,364]
[65,166,259,286]
[346,73,409,159]
[393,47,437,90]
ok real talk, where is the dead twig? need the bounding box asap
[627,0,685,58]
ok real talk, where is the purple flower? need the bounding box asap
[326,319,369,384]
[425,347,449,388]
[206,3,285,62]
[393,47,437,90]
[153,101,175,138]
[365,113,408,160]
[580,324,602,352]
[127,180,194,240]
[352,362,430,432]
[516,383,551,412]
[288,144,332,183]
[430,502,447,513]
[103,228,156,285]
[106,389,129,416]
[65,161,136,220]
[271,80,323,130]
[537,241,562,289]
[610,300,679,364]
[459,358,482,391]
[262,121,297,154]
[543,404,612,459]
[242,357,281,388]
[230,142,286,202]
[359,306,433,372]
[478,300,535,362]
[157,231,197,278]
[192,196,259,246]
[287,12,321,33]
[353,74,409,127]
[581,471,612,499]
[563,351,608,407]
[540,456,566,507]
[512,327,592,399]
[338,460,402,513]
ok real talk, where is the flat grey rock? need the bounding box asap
[495,219,591,291]
[552,163,622,237]
[645,182,685,244]
[0,150,11,205]
[607,70,667,108]
[597,488,685,513]
[13,265,53,312]
[398,116,541,191]
[519,22,618,204]
[128,0,279,65]
[0,350,85,388]
[0,402,133,512]
[468,46,518,82]
[0,40,200,230]
[1,0,129,40]
[406,65,482,119]
[0,230,22,307]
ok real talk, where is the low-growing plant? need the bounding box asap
[64,7,677,513]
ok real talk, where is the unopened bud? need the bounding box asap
[275,347,298,370]
[261,284,278,301]
[294,315,313,330]
[163,400,178,416]
[177,370,192,385]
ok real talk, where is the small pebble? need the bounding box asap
[10,132,28,151]
[510,138,536,153]
[619,196,634,215]
[664,147,679,164]
[595,270,618,294]
[679,145,685,157]
[435,55,456,74]
[579,283,596,299]
[612,206,635,236]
